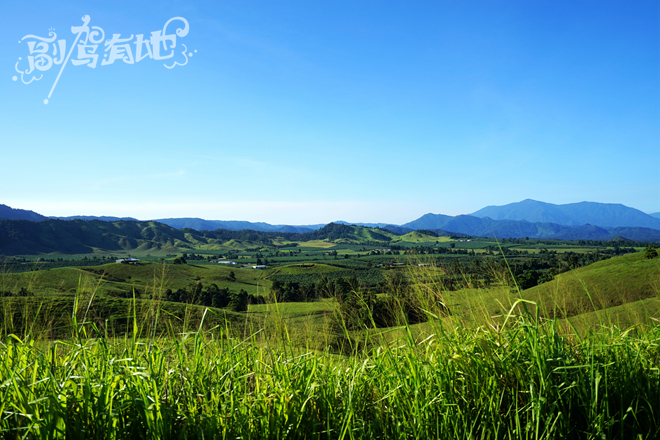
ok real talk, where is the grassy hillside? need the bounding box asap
[522,252,660,319]
[3,247,659,344]
[1,294,249,339]
[558,297,660,336]
[301,223,398,244]
[393,230,450,244]
[1,235,659,437]
[0,262,272,297]
[269,263,344,275]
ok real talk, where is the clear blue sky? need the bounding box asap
[2,1,658,224]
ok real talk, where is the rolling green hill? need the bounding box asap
[299,223,398,243]
[1,294,249,339]
[0,262,272,298]
[522,252,660,319]
[0,220,404,256]
[393,230,449,244]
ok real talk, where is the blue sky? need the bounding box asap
[2,1,658,224]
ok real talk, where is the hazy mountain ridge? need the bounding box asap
[152,218,317,233]
[0,204,46,222]
[471,199,660,229]
[153,218,391,232]
[403,213,660,241]
[403,214,566,238]
[53,215,140,222]
[2,201,660,244]
[0,220,401,256]
[0,216,659,256]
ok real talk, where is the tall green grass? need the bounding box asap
[0,263,659,439]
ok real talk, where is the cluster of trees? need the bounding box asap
[268,249,301,258]
[0,256,115,273]
[333,271,449,331]
[0,287,32,297]
[495,237,657,248]
[250,252,269,266]
[172,253,219,264]
[402,246,475,256]
[390,247,643,292]
[163,282,265,312]
[269,270,385,294]
[506,249,625,290]
[269,276,366,302]
[180,253,209,261]
[269,274,384,303]
[269,246,647,295]
[269,280,320,303]
[269,271,448,330]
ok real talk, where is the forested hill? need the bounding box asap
[298,222,397,242]
[0,219,188,255]
[1,217,659,256]
[0,204,46,221]
[0,220,399,255]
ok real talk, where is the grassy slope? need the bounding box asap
[392,231,449,244]
[4,252,659,345]
[299,240,337,248]
[378,253,660,340]
[523,252,660,319]
[1,294,250,339]
[558,297,660,336]
[267,263,344,275]
[0,262,273,297]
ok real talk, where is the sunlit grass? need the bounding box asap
[1,257,659,438]
[299,240,337,249]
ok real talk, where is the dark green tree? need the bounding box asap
[209,285,231,308]
[230,289,249,312]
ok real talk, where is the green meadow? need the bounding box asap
[1,229,659,438]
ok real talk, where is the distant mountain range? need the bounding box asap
[0,217,658,257]
[145,218,318,234]
[470,199,660,229]
[1,200,660,242]
[0,220,405,256]
[398,213,660,241]
[145,219,393,233]
[53,215,140,222]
